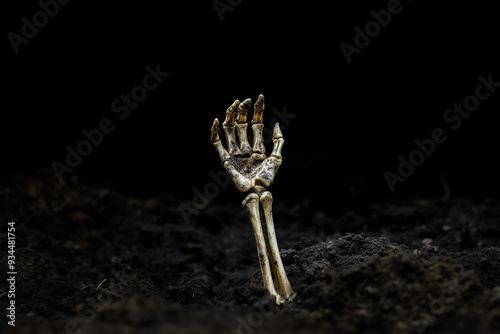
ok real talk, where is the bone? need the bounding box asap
[236,124,253,155]
[260,191,295,300]
[222,100,241,155]
[211,118,220,143]
[247,153,267,166]
[223,99,239,126]
[211,119,230,162]
[242,193,285,305]
[223,161,254,192]
[236,98,251,124]
[251,95,266,152]
[255,157,282,187]
[235,98,253,155]
[223,125,241,155]
[271,123,285,159]
[252,124,265,154]
[252,94,265,124]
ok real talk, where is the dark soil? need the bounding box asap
[3,171,500,334]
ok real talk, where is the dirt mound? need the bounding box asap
[3,173,500,333]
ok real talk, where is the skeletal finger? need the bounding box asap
[223,99,241,155]
[211,118,220,143]
[271,123,285,159]
[252,94,266,153]
[211,118,230,162]
[236,98,251,124]
[223,99,239,126]
[252,94,265,124]
[236,98,253,155]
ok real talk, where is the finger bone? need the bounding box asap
[213,141,230,163]
[252,124,266,154]
[236,124,253,155]
[223,125,241,155]
[252,94,265,124]
[271,123,285,160]
[211,119,230,162]
[236,98,251,124]
[223,99,240,126]
[211,118,220,143]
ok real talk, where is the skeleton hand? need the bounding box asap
[211,95,294,305]
[211,94,284,193]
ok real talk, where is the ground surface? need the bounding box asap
[2,171,500,334]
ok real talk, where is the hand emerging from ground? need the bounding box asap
[211,94,284,193]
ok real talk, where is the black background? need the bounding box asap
[4,0,500,213]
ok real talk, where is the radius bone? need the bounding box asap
[260,191,295,300]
